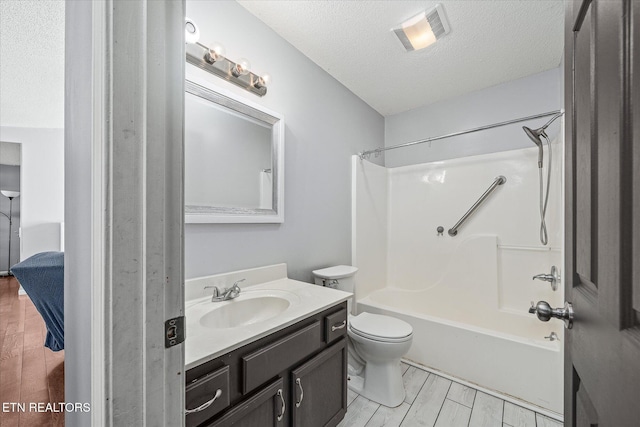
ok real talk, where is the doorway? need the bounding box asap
[0,141,21,276]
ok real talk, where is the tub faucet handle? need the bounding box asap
[532,266,560,291]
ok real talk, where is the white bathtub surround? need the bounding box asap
[352,144,564,414]
[185,263,351,369]
[351,156,388,301]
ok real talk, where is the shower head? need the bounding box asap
[523,125,546,168]
[522,112,563,168]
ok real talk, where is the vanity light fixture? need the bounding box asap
[393,4,451,52]
[185,19,270,97]
[184,17,200,44]
[204,43,225,64]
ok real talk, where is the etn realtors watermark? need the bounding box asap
[2,402,91,413]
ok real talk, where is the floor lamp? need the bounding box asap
[1,190,20,276]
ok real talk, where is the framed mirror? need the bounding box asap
[184,79,284,223]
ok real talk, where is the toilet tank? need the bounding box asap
[312,265,358,292]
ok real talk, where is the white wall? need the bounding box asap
[384,68,562,167]
[0,127,64,259]
[184,1,384,282]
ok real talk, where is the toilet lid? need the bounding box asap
[349,312,413,341]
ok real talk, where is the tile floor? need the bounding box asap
[338,362,562,427]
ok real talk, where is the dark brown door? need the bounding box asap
[564,0,640,425]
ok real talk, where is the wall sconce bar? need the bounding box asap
[186,42,267,97]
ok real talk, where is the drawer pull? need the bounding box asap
[295,378,304,408]
[276,389,286,421]
[331,320,346,332]
[185,389,222,414]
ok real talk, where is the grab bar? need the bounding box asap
[448,176,506,237]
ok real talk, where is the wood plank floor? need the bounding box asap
[339,362,562,427]
[0,276,64,427]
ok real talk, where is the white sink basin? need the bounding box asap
[200,296,290,329]
[189,289,301,330]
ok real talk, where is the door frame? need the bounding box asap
[65,1,186,425]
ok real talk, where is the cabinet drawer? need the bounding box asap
[207,377,285,427]
[325,308,347,343]
[242,321,322,394]
[186,366,231,427]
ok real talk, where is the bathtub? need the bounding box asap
[352,149,565,415]
[357,237,563,414]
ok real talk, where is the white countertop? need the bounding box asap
[185,278,351,370]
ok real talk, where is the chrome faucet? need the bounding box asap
[205,279,245,302]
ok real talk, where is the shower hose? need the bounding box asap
[538,136,552,245]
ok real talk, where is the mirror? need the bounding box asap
[184,80,284,223]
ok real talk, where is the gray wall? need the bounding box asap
[0,164,20,271]
[384,68,562,167]
[184,1,384,282]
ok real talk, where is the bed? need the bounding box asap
[11,251,64,351]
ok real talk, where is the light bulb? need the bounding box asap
[232,58,251,77]
[204,42,225,64]
[184,18,200,44]
[254,73,271,89]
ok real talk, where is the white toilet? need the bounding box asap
[312,265,413,407]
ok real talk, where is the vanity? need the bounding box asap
[185,264,351,427]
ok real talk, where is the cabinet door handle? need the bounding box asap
[295,378,304,408]
[185,389,222,414]
[331,320,346,331]
[276,389,285,421]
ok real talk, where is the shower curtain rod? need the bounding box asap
[357,109,564,160]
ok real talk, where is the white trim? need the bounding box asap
[401,358,564,422]
[90,1,108,424]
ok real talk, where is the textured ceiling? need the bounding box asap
[238,0,564,116]
[0,1,564,127]
[0,0,65,128]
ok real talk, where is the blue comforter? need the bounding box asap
[11,251,64,351]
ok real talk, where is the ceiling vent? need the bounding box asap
[393,4,451,52]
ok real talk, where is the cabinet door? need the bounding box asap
[207,378,285,427]
[291,338,347,427]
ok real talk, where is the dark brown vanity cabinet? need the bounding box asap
[186,302,348,427]
[291,339,347,427]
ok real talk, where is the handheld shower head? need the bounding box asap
[523,126,545,168]
[524,111,563,246]
[522,112,563,168]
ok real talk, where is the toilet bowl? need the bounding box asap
[312,266,413,407]
[347,312,413,407]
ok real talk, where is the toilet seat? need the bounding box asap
[349,312,413,343]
